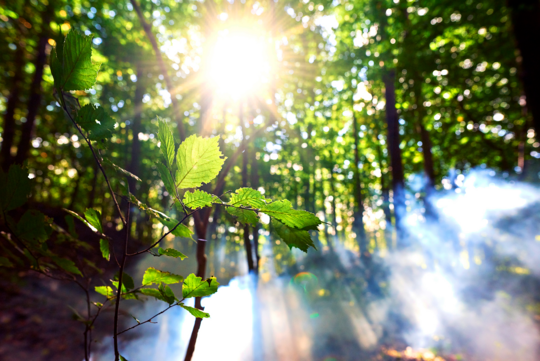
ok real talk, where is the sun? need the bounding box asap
[206,26,273,99]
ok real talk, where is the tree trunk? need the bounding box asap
[383,69,407,247]
[239,102,255,272]
[508,0,540,138]
[1,43,25,170]
[14,10,51,165]
[352,109,368,257]
[127,65,145,195]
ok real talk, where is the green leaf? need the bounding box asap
[158,248,187,260]
[175,135,226,189]
[95,285,115,299]
[102,159,141,182]
[0,257,14,268]
[16,210,51,244]
[183,190,215,209]
[140,288,167,302]
[157,118,176,169]
[229,188,266,208]
[120,355,128,361]
[226,207,259,225]
[159,283,176,305]
[77,104,115,142]
[261,200,322,230]
[0,164,32,212]
[84,208,103,233]
[113,272,134,291]
[272,219,317,252]
[53,30,101,91]
[156,162,176,197]
[180,304,210,318]
[99,239,110,261]
[63,209,98,233]
[142,267,183,286]
[159,218,193,238]
[65,215,78,237]
[51,256,83,276]
[182,274,219,299]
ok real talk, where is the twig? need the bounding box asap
[116,301,180,336]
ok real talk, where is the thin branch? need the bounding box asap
[61,104,127,225]
[116,301,179,336]
[128,210,196,256]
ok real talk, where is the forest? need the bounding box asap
[1,0,540,360]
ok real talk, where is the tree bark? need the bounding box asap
[14,10,51,165]
[383,69,407,247]
[352,109,368,257]
[508,0,540,138]
[1,43,25,170]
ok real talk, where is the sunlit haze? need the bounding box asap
[207,28,272,99]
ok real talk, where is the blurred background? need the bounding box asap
[1,0,540,360]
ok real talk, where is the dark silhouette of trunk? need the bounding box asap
[329,168,339,237]
[508,0,540,138]
[127,65,145,195]
[239,102,255,272]
[87,163,99,209]
[374,133,393,249]
[383,69,407,247]
[352,109,368,257]
[14,10,51,165]
[250,146,260,272]
[1,43,25,170]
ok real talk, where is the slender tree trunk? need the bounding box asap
[14,10,51,165]
[128,65,145,195]
[508,0,540,138]
[1,44,25,170]
[383,69,407,247]
[352,110,368,257]
[239,102,255,272]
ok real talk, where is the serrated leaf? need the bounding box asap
[142,267,183,286]
[102,158,141,182]
[51,256,83,276]
[95,285,114,298]
[16,210,51,244]
[158,248,187,260]
[175,135,226,189]
[229,188,266,208]
[183,190,215,209]
[180,304,210,318]
[182,274,219,299]
[54,30,100,91]
[159,283,176,305]
[140,288,166,302]
[77,104,115,142]
[261,200,322,230]
[0,164,32,212]
[272,219,316,252]
[99,239,110,261]
[226,207,259,225]
[156,162,176,197]
[157,118,176,169]
[159,218,193,238]
[84,208,103,233]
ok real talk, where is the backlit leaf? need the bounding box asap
[182,274,219,299]
[157,118,176,169]
[226,207,259,225]
[229,188,266,208]
[175,135,226,189]
[180,304,210,318]
[51,256,83,276]
[84,208,103,233]
[158,248,188,260]
[140,288,166,302]
[99,239,110,261]
[261,200,322,230]
[159,218,193,238]
[272,219,317,252]
[183,190,215,209]
[156,162,176,197]
[77,104,115,142]
[142,267,183,286]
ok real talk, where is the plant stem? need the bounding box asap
[113,204,131,361]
